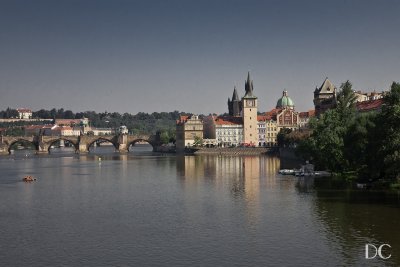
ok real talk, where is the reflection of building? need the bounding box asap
[313,78,337,116]
[243,157,260,199]
[17,108,32,119]
[178,156,205,180]
[176,115,204,151]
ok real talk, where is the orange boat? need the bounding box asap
[22,176,36,182]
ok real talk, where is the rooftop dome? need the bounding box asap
[276,90,295,109]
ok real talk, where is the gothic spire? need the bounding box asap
[232,86,239,101]
[244,72,254,97]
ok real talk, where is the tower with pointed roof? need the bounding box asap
[314,77,337,116]
[242,72,258,146]
[228,86,242,116]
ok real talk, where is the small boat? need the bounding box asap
[22,176,36,182]
[279,169,295,175]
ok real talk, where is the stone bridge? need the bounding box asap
[0,134,161,154]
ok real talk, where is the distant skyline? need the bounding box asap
[1,0,399,114]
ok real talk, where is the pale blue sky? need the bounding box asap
[1,0,399,114]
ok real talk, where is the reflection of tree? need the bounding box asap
[311,182,400,266]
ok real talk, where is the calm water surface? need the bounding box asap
[0,145,399,266]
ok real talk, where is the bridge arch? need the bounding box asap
[7,139,38,154]
[127,139,154,152]
[46,137,79,153]
[87,137,119,151]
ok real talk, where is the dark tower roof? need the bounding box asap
[244,72,255,97]
[232,86,239,101]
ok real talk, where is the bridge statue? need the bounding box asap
[0,133,161,155]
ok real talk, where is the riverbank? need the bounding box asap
[192,147,278,155]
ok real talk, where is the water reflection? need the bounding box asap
[178,156,400,266]
[177,155,281,196]
[177,155,282,227]
[2,152,400,266]
[295,176,400,266]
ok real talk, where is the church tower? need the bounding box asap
[314,77,337,116]
[242,72,258,146]
[228,86,241,116]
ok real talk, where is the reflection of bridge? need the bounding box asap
[0,134,160,154]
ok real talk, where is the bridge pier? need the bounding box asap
[78,143,89,153]
[34,136,49,154]
[118,134,128,153]
[0,146,8,155]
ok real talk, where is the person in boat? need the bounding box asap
[23,175,36,181]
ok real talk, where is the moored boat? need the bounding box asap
[279,169,295,175]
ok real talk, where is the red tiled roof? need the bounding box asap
[356,99,384,112]
[265,108,281,116]
[299,110,316,118]
[214,116,243,125]
[257,115,272,121]
[16,108,32,113]
[176,115,189,125]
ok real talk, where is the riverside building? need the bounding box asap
[181,72,318,148]
[176,115,204,152]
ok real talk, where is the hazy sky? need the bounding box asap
[1,0,399,114]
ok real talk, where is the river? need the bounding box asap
[0,145,399,266]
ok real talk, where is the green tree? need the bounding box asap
[297,80,358,172]
[343,112,376,172]
[160,131,170,144]
[369,82,400,181]
[277,128,292,147]
[336,80,357,123]
[193,135,203,146]
[309,110,347,171]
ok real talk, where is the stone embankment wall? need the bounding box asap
[193,147,276,155]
